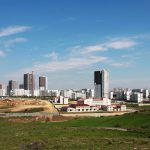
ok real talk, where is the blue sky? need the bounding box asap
[0,0,150,89]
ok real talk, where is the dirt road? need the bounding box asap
[60,110,134,117]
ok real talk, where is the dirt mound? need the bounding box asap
[0,98,58,113]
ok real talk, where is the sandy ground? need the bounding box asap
[39,100,58,113]
[60,110,135,117]
[0,99,58,113]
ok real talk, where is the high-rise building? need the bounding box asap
[39,76,47,90]
[8,80,18,95]
[94,70,109,99]
[19,84,24,89]
[24,72,35,95]
[0,84,2,89]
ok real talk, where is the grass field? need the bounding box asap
[50,112,150,129]
[0,106,150,149]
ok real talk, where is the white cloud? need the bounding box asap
[5,35,139,80]
[3,37,27,47]
[9,55,108,77]
[0,25,31,37]
[43,51,58,60]
[32,55,107,73]
[77,39,137,54]
[110,62,132,67]
[0,50,6,57]
[106,40,136,49]
[82,45,106,54]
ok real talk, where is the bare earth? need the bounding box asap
[60,109,135,117]
[0,98,58,113]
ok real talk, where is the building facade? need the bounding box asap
[0,89,6,97]
[8,80,18,95]
[39,76,47,90]
[0,84,2,89]
[94,70,109,98]
[24,73,35,96]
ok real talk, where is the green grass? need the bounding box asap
[139,105,150,110]
[126,103,150,109]
[50,111,150,129]
[0,108,150,149]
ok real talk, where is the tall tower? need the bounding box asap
[24,72,35,95]
[94,70,109,99]
[8,80,18,95]
[0,84,2,89]
[39,76,47,90]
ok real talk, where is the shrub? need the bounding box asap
[114,124,121,128]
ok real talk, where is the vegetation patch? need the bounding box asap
[0,106,150,149]
[20,140,48,150]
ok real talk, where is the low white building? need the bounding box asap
[13,89,24,96]
[109,91,114,99]
[24,90,31,97]
[89,89,94,98]
[102,105,126,112]
[0,89,6,97]
[39,90,47,97]
[63,90,73,98]
[34,90,40,97]
[74,92,86,100]
[130,92,143,103]
[104,105,114,111]
[132,89,143,93]
[39,90,60,97]
[59,89,94,100]
[120,105,126,111]
[78,98,111,107]
[12,89,40,97]
[143,89,149,99]
[63,104,98,112]
[125,91,132,101]
[54,96,69,104]
[116,91,125,100]
[51,90,60,97]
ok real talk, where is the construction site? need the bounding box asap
[0,98,58,113]
[0,98,73,122]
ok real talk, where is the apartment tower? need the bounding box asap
[0,84,2,89]
[39,76,47,91]
[8,80,18,95]
[24,72,35,95]
[94,70,109,99]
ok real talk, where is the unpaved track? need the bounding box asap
[61,110,135,117]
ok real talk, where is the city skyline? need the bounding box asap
[0,0,150,89]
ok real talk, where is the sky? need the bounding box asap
[0,0,150,90]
